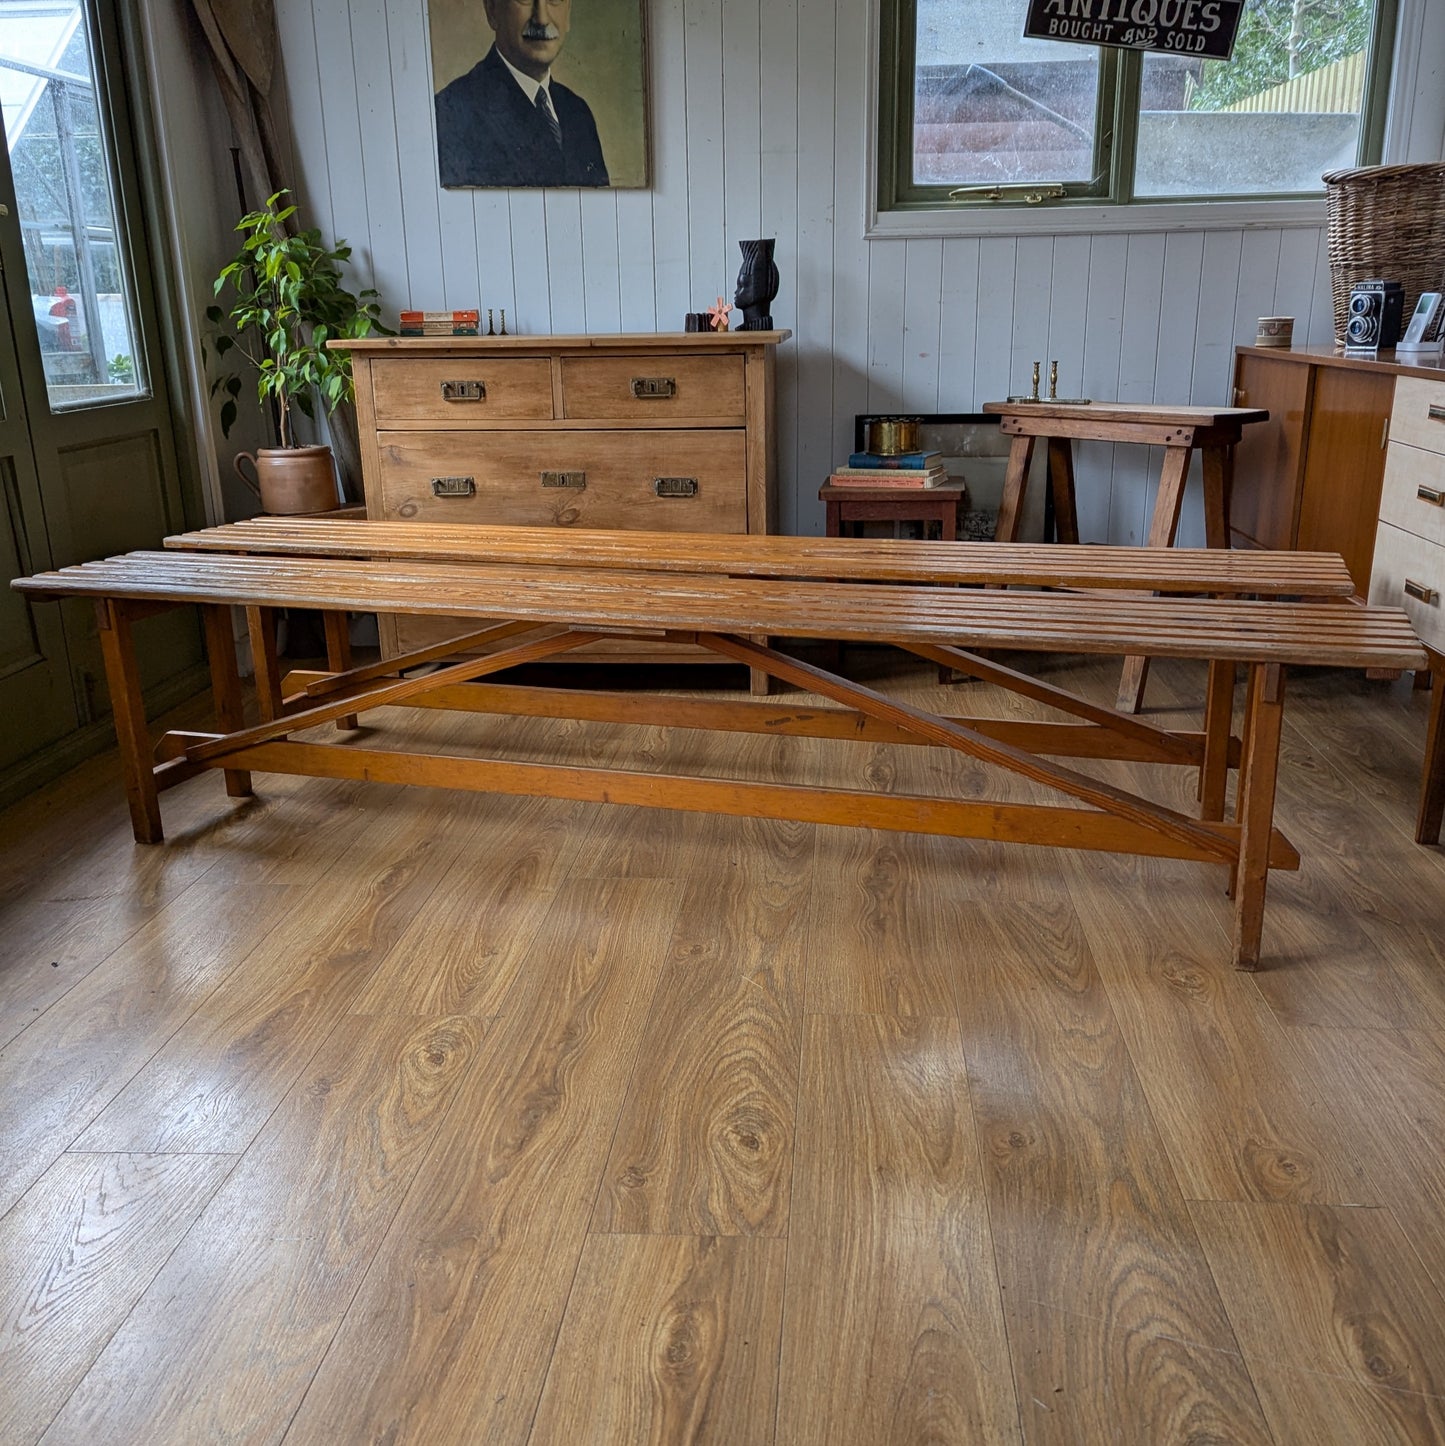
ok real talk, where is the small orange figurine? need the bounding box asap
[705,297,733,332]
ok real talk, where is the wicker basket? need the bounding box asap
[1324,163,1445,344]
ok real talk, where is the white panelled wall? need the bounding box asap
[270,0,1445,546]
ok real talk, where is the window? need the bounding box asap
[0,0,147,408]
[878,0,1397,216]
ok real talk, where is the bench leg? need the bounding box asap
[323,611,360,731]
[994,434,1035,543]
[202,604,253,800]
[1199,658,1234,821]
[1419,655,1444,845]
[1232,663,1285,970]
[246,606,283,722]
[95,598,163,844]
[1116,444,1193,714]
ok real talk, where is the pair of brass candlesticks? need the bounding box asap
[1007,360,1090,405]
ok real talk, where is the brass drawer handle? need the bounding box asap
[654,476,699,498]
[1419,485,1445,506]
[631,376,676,399]
[431,476,476,497]
[1404,578,1438,604]
[1429,404,1445,422]
[542,471,586,490]
[440,380,485,401]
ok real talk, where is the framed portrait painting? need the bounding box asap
[429,0,649,189]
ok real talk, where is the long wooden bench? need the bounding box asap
[166,518,1357,595]
[12,536,1427,971]
[175,520,1445,846]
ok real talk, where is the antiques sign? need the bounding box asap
[1024,0,1244,59]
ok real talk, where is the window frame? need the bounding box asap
[869,0,1401,238]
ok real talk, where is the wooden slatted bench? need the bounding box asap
[169,517,1358,697]
[12,536,1425,972]
[165,517,1357,595]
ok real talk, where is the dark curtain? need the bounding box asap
[187,0,365,502]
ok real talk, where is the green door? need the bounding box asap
[0,220,75,771]
[0,0,203,793]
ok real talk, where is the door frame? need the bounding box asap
[0,0,212,809]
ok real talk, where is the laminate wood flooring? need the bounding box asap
[1,651,1443,1444]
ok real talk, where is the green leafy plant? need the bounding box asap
[207,190,386,446]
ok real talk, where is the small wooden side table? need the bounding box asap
[982,400,1268,712]
[820,482,968,541]
[819,482,969,679]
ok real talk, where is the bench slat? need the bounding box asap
[163,519,1355,596]
[14,551,1427,671]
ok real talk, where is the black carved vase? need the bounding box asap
[734,238,779,331]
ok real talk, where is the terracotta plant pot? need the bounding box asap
[234,445,340,515]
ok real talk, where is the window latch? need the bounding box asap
[948,183,1067,205]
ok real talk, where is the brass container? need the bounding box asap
[234,445,340,515]
[865,416,921,456]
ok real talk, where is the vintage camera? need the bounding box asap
[1345,278,1406,352]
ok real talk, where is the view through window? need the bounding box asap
[897,0,1388,207]
[0,0,145,407]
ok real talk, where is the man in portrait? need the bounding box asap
[435,0,609,188]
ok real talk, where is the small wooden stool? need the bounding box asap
[820,482,968,541]
[819,482,969,679]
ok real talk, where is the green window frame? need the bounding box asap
[877,0,1399,216]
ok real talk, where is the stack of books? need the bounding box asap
[828,450,953,488]
[399,309,480,336]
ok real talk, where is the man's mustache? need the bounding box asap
[522,20,560,40]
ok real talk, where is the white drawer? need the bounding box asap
[1379,442,1445,548]
[1369,519,1445,652]
[1389,376,1445,458]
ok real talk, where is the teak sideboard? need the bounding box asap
[1231,343,1445,596]
[333,331,789,671]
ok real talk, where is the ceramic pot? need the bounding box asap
[234,445,340,515]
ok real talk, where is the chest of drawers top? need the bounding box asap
[336,332,790,432]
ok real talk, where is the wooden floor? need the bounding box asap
[1,648,1444,1445]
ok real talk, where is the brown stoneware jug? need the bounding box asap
[234,445,340,515]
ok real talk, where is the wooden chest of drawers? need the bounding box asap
[1370,375,1445,653]
[336,332,788,665]
[1369,373,1445,844]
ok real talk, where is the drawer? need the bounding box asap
[1369,519,1445,652]
[560,354,745,422]
[1379,441,1445,549]
[371,357,553,423]
[375,429,748,532]
[1388,376,1445,457]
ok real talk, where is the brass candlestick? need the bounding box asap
[1044,360,1092,406]
[1007,359,1045,405]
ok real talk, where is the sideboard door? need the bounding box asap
[1230,353,1313,552]
[1296,368,1394,596]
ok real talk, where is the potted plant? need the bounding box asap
[208,190,386,514]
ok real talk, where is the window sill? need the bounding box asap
[864,195,1329,240]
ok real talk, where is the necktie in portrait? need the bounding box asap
[535,87,562,148]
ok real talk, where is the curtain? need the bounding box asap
[187,0,365,502]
